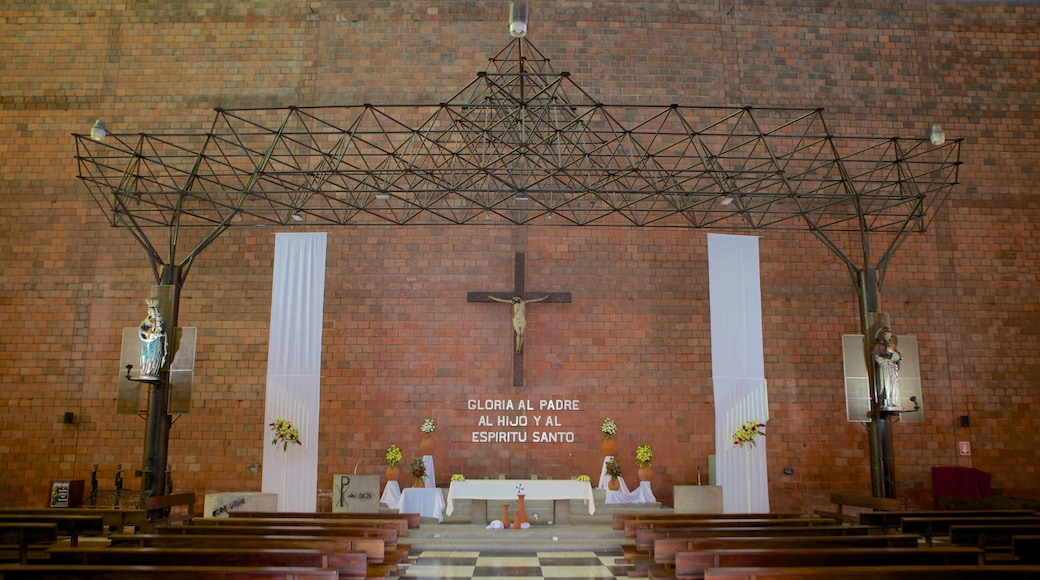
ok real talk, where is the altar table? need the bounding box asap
[445,479,595,525]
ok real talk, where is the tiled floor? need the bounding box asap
[398,548,632,579]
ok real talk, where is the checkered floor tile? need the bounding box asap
[397,549,631,579]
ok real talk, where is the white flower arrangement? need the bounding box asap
[421,417,436,434]
[601,417,618,438]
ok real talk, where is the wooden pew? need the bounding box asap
[901,515,1040,546]
[670,546,983,580]
[0,508,148,534]
[232,510,421,530]
[614,512,803,531]
[625,517,840,538]
[0,564,339,578]
[198,515,409,538]
[143,492,196,526]
[1012,534,1040,563]
[0,514,104,547]
[813,493,901,525]
[0,522,58,564]
[652,533,922,566]
[949,523,1040,551]
[702,564,1040,579]
[46,546,369,580]
[108,533,391,578]
[108,532,385,563]
[859,509,1038,531]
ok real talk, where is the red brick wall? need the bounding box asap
[1,1,1038,513]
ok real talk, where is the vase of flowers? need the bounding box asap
[410,457,427,488]
[420,417,436,455]
[385,444,403,481]
[733,420,766,512]
[268,418,302,451]
[600,417,618,456]
[605,458,623,491]
[636,444,653,481]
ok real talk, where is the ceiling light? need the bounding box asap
[291,212,304,222]
[514,192,530,201]
[509,3,528,38]
[375,193,390,200]
[720,196,734,206]
[929,124,945,146]
[90,119,107,141]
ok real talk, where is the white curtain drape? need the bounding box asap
[261,232,327,512]
[708,233,770,513]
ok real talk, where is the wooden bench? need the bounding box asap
[901,516,1040,546]
[232,510,421,530]
[0,514,105,547]
[107,533,391,578]
[614,512,803,531]
[949,523,1040,551]
[669,546,983,580]
[0,564,339,578]
[201,515,409,537]
[626,517,840,538]
[46,546,369,580]
[143,492,196,526]
[653,533,922,566]
[0,522,58,564]
[813,493,901,525]
[859,509,1037,531]
[0,508,148,534]
[1012,534,1040,563]
[701,564,1040,579]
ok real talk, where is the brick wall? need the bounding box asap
[1,1,1038,513]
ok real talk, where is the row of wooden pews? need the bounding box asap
[0,495,422,578]
[613,505,1040,580]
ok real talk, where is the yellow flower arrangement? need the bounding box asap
[733,420,766,448]
[385,444,403,468]
[451,474,465,482]
[636,444,653,466]
[576,475,591,482]
[268,418,302,451]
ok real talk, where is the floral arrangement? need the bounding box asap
[385,444,403,468]
[268,418,302,451]
[601,417,618,438]
[576,475,591,482]
[636,444,653,466]
[733,420,767,448]
[410,457,427,481]
[421,417,436,434]
[605,458,623,478]
[451,474,465,481]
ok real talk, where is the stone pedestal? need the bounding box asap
[332,474,380,513]
[204,492,278,518]
[674,485,723,513]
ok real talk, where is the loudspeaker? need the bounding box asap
[959,415,970,428]
[62,412,75,424]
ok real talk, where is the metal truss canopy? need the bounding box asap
[74,38,961,275]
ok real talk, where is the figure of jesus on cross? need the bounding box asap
[488,294,548,353]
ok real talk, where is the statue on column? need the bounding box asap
[872,326,901,408]
[138,297,167,381]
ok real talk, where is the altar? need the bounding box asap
[445,479,595,525]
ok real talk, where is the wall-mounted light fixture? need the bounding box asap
[929,124,945,146]
[509,3,528,38]
[90,119,107,141]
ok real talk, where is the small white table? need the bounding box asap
[380,480,402,510]
[399,487,445,522]
[446,479,595,525]
[605,479,657,504]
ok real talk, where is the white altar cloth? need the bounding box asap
[380,480,402,510]
[445,479,596,516]
[399,487,445,522]
[605,479,657,504]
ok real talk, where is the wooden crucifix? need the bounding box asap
[467,253,571,386]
